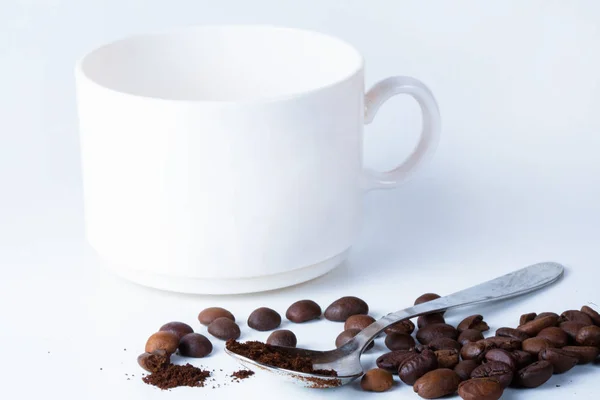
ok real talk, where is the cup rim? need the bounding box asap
[75,24,365,104]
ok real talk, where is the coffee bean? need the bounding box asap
[538,348,578,374]
[458,329,484,346]
[137,349,170,373]
[417,313,446,328]
[454,360,480,381]
[457,315,489,333]
[385,332,416,351]
[266,330,297,347]
[178,333,212,358]
[496,327,529,341]
[562,346,600,364]
[399,349,438,385]
[335,328,374,351]
[511,350,534,369]
[561,309,593,325]
[207,317,241,340]
[435,349,460,369]
[159,321,194,340]
[514,360,553,388]
[416,323,458,345]
[458,378,503,400]
[522,337,552,355]
[519,312,537,325]
[413,368,460,399]
[536,312,559,320]
[415,293,441,305]
[428,337,461,351]
[248,307,281,331]
[285,300,321,323]
[536,326,569,348]
[484,348,517,371]
[581,305,600,326]
[360,368,393,392]
[480,337,521,351]
[145,331,179,354]
[198,307,235,326]
[460,341,487,362]
[517,315,558,336]
[385,319,415,335]
[575,325,600,346]
[471,361,513,388]
[344,314,375,331]
[559,321,587,340]
[376,350,417,373]
[324,296,368,322]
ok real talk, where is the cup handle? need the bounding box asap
[362,76,441,190]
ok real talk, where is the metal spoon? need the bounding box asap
[226,261,564,388]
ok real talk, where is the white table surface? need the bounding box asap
[1,1,600,399]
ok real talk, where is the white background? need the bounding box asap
[1,0,600,399]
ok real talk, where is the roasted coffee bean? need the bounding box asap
[536,326,569,348]
[207,317,241,340]
[514,360,553,388]
[454,360,480,381]
[417,313,446,328]
[458,329,484,345]
[344,314,375,331]
[248,307,281,331]
[137,349,170,373]
[536,312,560,320]
[435,349,460,369]
[428,337,461,351]
[471,361,513,388]
[519,312,537,325]
[198,307,235,326]
[178,333,212,358]
[458,378,504,400]
[335,328,374,351]
[511,350,534,369]
[324,296,368,322]
[538,348,578,374]
[581,305,600,326]
[522,337,552,355]
[517,315,558,336]
[561,309,593,325]
[385,332,416,351]
[360,368,393,392]
[562,346,600,364]
[376,350,417,373]
[559,321,587,340]
[416,323,458,345]
[385,320,415,335]
[414,293,441,305]
[575,325,600,347]
[399,349,438,385]
[145,331,180,354]
[159,321,194,340]
[266,329,297,347]
[457,315,489,333]
[496,327,529,341]
[460,341,487,362]
[413,368,460,399]
[484,348,517,371]
[285,300,321,323]
[480,337,521,351]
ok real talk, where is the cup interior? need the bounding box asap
[79,26,363,102]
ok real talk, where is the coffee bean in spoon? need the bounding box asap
[385,332,415,351]
[514,360,554,388]
[335,328,374,351]
[178,333,213,358]
[536,326,569,348]
[458,329,484,345]
[360,368,394,392]
[159,321,194,340]
[458,378,504,400]
[324,296,368,322]
[207,317,241,340]
[457,314,489,333]
[248,307,281,331]
[344,314,375,331]
[581,305,600,326]
[266,330,297,347]
[575,325,600,346]
[385,319,415,335]
[285,300,321,323]
[198,307,235,326]
[145,331,180,354]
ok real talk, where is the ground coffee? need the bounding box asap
[231,369,255,381]
[142,363,211,390]
[225,340,337,376]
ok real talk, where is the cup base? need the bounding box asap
[98,249,350,294]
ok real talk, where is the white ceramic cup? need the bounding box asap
[76,25,440,294]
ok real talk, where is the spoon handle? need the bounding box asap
[352,262,564,350]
